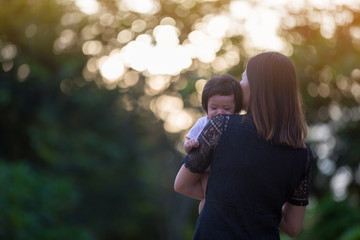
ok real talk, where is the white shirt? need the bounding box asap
[186,116,209,140]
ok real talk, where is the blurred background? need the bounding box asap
[0,0,360,239]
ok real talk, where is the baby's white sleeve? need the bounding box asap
[185,117,209,140]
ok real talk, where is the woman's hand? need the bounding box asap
[174,164,204,200]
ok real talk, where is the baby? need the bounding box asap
[184,74,242,213]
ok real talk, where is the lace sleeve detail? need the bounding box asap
[182,114,230,174]
[288,145,314,206]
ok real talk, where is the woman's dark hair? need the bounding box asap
[246,52,307,148]
[201,74,242,114]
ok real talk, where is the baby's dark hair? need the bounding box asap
[201,74,242,114]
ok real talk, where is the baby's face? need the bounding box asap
[207,94,235,119]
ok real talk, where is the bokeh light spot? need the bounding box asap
[82,40,103,55]
[117,30,134,44]
[99,53,125,82]
[351,68,360,80]
[146,75,171,92]
[318,83,331,98]
[160,17,177,26]
[74,0,99,15]
[329,103,342,121]
[195,79,207,94]
[350,82,360,98]
[1,43,17,60]
[164,110,194,133]
[25,24,37,38]
[2,61,14,72]
[54,29,77,53]
[131,19,147,33]
[17,64,30,82]
[331,166,353,201]
[120,0,160,14]
[307,82,318,97]
[317,157,336,176]
[123,71,139,87]
[100,13,115,27]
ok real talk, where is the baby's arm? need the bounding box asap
[184,138,199,153]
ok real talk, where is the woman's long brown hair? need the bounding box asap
[246,52,307,148]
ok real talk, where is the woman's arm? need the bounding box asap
[174,164,204,200]
[278,202,306,238]
[280,146,313,237]
[175,115,229,200]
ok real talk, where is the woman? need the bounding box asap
[174,52,313,239]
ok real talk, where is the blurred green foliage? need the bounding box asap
[0,0,360,240]
[0,161,92,239]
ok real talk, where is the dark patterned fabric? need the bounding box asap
[182,114,313,240]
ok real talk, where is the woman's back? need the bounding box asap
[175,52,313,240]
[189,114,312,239]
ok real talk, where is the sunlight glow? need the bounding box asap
[119,28,192,75]
[164,110,194,133]
[121,34,152,72]
[99,53,125,82]
[206,15,230,39]
[229,1,285,51]
[73,0,360,135]
[149,45,192,75]
[146,75,171,92]
[151,95,183,120]
[80,0,360,90]
[320,13,336,39]
[186,30,221,63]
[149,95,195,133]
[120,0,160,14]
[154,25,179,47]
[74,0,99,15]
[349,26,360,39]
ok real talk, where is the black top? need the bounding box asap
[182,114,313,240]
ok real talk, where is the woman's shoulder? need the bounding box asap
[209,114,256,136]
[228,113,256,129]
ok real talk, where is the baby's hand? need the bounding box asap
[184,139,199,153]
